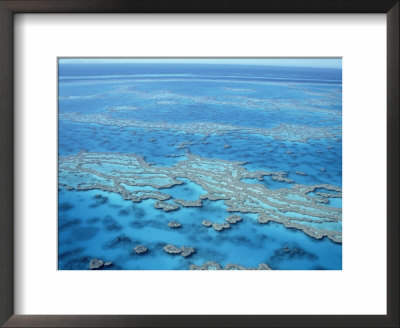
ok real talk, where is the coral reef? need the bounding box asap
[189,261,221,270]
[225,215,242,224]
[59,151,342,242]
[189,261,272,270]
[167,221,181,228]
[180,246,195,257]
[163,244,183,254]
[60,112,340,143]
[89,258,104,270]
[163,244,195,257]
[202,220,213,227]
[134,245,148,254]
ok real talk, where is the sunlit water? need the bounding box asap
[58,61,342,270]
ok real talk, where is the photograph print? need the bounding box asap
[58,58,342,270]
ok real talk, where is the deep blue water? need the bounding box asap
[58,60,342,270]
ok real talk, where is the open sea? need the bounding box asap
[58,59,342,270]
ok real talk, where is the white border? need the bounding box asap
[14,14,387,315]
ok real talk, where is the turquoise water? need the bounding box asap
[58,59,342,270]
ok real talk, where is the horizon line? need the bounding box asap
[59,58,342,69]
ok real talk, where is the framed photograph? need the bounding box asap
[0,1,398,327]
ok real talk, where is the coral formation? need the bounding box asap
[163,244,195,257]
[168,221,181,228]
[59,151,342,242]
[60,112,340,143]
[89,258,104,270]
[225,215,242,224]
[202,220,213,227]
[134,245,148,254]
[189,261,272,270]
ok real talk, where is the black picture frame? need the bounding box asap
[0,1,398,327]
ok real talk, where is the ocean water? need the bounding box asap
[58,59,342,270]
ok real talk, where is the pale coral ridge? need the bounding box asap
[59,112,340,143]
[59,151,342,243]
